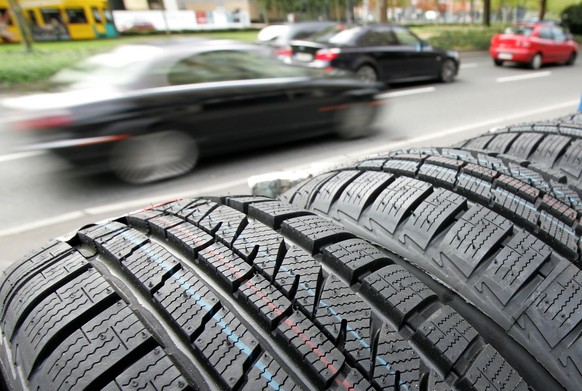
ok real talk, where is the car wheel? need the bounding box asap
[566,51,577,65]
[493,59,504,66]
[0,196,532,391]
[355,64,378,83]
[439,59,457,82]
[529,53,542,69]
[334,102,377,139]
[110,130,198,184]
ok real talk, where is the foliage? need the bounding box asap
[411,25,504,50]
[561,3,582,34]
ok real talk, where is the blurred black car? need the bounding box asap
[285,24,460,84]
[3,39,382,184]
[257,21,339,58]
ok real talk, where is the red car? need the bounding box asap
[490,23,578,69]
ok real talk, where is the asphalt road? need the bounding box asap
[0,52,580,267]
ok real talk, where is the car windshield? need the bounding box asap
[309,25,358,44]
[50,45,162,89]
[504,26,534,36]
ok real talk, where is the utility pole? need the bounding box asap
[7,0,33,51]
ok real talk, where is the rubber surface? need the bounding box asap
[282,148,582,390]
[456,116,582,190]
[0,197,530,390]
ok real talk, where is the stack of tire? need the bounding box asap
[0,114,581,391]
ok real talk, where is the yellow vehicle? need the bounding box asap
[0,0,117,43]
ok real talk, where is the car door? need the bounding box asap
[551,26,572,62]
[392,26,438,79]
[354,27,404,82]
[535,26,557,62]
[154,50,331,151]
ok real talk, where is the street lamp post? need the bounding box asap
[7,0,33,51]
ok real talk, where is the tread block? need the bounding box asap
[413,306,479,372]
[526,264,582,347]
[238,274,292,329]
[242,352,300,391]
[281,215,355,255]
[496,174,541,203]
[232,219,283,261]
[541,195,578,226]
[154,268,221,339]
[147,214,187,238]
[506,133,544,159]
[356,158,387,170]
[361,265,436,327]
[560,140,582,179]
[166,222,215,255]
[276,311,345,388]
[486,133,519,153]
[198,243,253,291]
[440,205,513,278]
[287,172,337,209]
[29,303,154,390]
[456,174,493,204]
[200,205,247,245]
[332,171,394,222]
[103,348,190,391]
[474,231,551,306]
[126,209,164,231]
[462,163,497,181]
[248,201,313,230]
[322,239,391,283]
[365,177,433,234]
[382,159,419,175]
[461,345,528,391]
[194,308,260,391]
[463,135,494,150]
[539,212,579,260]
[1,251,88,336]
[492,188,539,229]
[401,189,467,250]
[226,196,273,213]
[14,269,117,376]
[529,134,570,166]
[173,199,218,223]
[311,171,361,215]
[418,164,458,187]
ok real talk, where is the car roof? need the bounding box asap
[112,38,260,56]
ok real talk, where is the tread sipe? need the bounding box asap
[282,147,582,390]
[0,197,531,390]
[455,116,582,190]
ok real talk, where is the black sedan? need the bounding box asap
[3,39,382,184]
[286,24,460,84]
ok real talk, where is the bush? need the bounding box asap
[562,3,582,35]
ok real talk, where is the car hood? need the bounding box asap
[1,87,125,111]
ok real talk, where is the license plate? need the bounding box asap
[498,53,513,60]
[295,52,313,62]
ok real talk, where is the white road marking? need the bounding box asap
[0,151,46,163]
[496,71,552,83]
[376,87,435,99]
[0,99,578,238]
[460,63,479,69]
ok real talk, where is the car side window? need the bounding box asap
[538,27,553,40]
[393,27,421,46]
[167,51,262,85]
[357,30,396,46]
[552,27,566,41]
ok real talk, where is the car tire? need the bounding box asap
[355,64,378,83]
[439,59,457,82]
[282,145,582,391]
[110,130,198,184]
[455,117,582,191]
[334,102,377,140]
[494,59,504,66]
[0,196,532,391]
[566,51,577,66]
[529,53,542,70]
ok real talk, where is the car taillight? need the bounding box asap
[518,41,531,48]
[315,48,341,62]
[274,46,292,58]
[17,114,72,130]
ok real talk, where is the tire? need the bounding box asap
[456,118,582,190]
[439,59,457,83]
[110,130,198,184]
[494,59,504,66]
[282,147,582,390]
[566,51,577,66]
[0,196,532,390]
[529,53,542,70]
[334,102,377,140]
[355,64,378,83]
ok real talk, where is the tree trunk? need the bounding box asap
[483,0,490,26]
[379,0,387,22]
[7,0,33,52]
[538,0,546,21]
